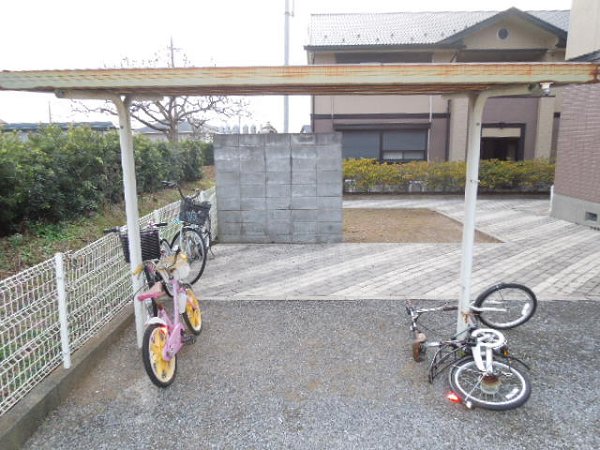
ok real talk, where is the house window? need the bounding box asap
[341,129,428,162]
[498,28,510,40]
[381,130,427,162]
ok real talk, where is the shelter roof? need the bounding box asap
[0,63,597,97]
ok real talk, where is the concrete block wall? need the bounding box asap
[214,133,343,243]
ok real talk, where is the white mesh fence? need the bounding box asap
[0,189,217,416]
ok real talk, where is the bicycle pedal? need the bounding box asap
[182,334,196,345]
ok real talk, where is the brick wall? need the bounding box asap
[554,84,600,203]
[214,133,343,243]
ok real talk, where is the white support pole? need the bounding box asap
[113,96,146,348]
[55,89,163,348]
[457,85,534,335]
[54,252,72,369]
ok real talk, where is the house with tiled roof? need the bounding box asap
[305,7,569,163]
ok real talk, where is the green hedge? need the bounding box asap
[344,159,555,193]
[0,125,211,236]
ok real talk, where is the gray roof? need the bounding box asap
[307,9,569,48]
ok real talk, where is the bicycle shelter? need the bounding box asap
[1,63,598,345]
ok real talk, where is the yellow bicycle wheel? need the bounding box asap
[142,324,177,387]
[182,285,202,335]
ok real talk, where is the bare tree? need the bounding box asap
[76,39,249,143]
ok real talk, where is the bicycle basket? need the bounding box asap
[120,229,161,263]
[179,198,211,225]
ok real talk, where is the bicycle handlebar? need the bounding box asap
[162,180,201,201]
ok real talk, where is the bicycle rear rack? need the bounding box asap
[428,343,469,383]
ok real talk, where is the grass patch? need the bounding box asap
[0,174,214,280]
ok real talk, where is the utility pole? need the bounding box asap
[283,0,293,133]
[168,37,181,68]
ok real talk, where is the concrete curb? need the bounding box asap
[0,307,133,450]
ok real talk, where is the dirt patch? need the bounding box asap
[344,208,500,243]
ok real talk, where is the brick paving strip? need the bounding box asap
[198,196,600,301]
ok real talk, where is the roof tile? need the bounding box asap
[308,10,569,47]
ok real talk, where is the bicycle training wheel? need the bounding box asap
[474,283,537,330]
[171,228,207,284]
[182,284,203,335]
[142,324,177,388]
[448,357,531,410]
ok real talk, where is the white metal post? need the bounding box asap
[113,96,146,348]
[457,92,485,335]
[457,85,534,335]
[54,252,72,369]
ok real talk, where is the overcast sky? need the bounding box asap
[0,0,572,132]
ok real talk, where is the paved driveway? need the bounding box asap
[199,196,600,301]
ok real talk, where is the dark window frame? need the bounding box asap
[481,123,526,161]
[337,125,430,163]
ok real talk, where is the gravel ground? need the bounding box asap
[24,299,599,450]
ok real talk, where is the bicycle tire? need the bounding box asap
[474,283,537,330]
[142,265,159,317]
[157,239,174,297]
[448,356,531,410]
[203,216,213,253]
[171,227,207,285]
[142,324,177,388]
[160,238,172,256]
[181,284,203,335]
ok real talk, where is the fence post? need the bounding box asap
[54,253,72,369]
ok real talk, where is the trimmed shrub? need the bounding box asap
[343,158,554,194]
[0,126,205,236]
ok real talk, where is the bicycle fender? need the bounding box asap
[145,317,168,328]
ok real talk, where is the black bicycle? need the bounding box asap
[162,181,212,284]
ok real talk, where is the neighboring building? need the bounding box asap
[0,121,115,140]
[136,122,272,142]
[135,122,217,142]
[305,8,569,163]
[551,0,600,228]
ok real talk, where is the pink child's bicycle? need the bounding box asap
[136,248,203,387]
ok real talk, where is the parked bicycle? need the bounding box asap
[104,223,173,316]
[406,283,537,410]
[107,223,202,387]
[137,247,202,387]
[162,181,212,285]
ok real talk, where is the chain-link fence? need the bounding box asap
[0,187,216,416]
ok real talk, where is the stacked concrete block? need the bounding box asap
[214,133,342,243]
